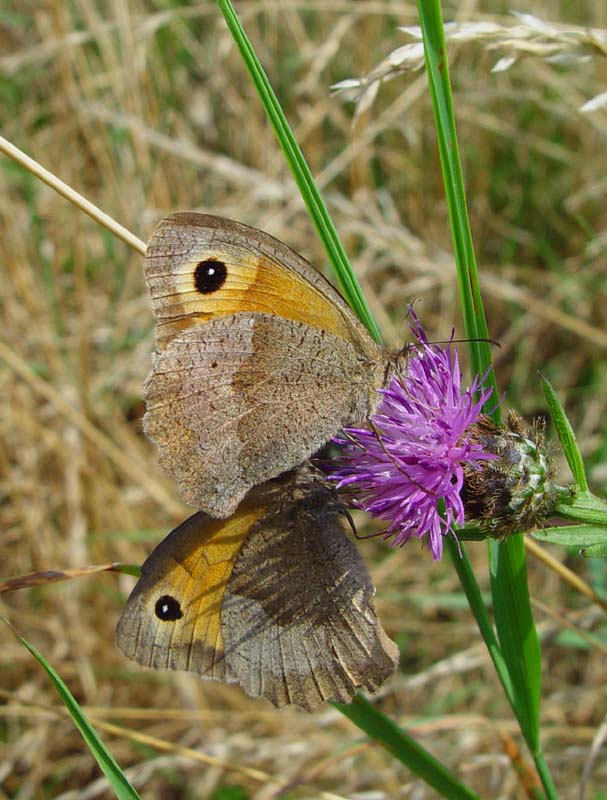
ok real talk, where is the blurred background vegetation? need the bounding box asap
[1,1,605,797]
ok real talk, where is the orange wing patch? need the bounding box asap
[116,503,268,677]
[184,505,267,657]
[145,216,359,350]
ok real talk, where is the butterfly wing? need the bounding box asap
[115,502,267,678]
[221,477,399,710]
[145,213,376,354]
[116,474,398,710]
[143,312,387,517]
[143,213,391,517]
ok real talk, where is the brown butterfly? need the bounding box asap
[116,468,398,710]
[143,213,403,519]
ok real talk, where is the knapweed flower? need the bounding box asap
[328,315,557,560]
[328,316,495,560]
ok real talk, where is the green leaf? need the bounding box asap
[533,525,607,548]
[554,489,607,525]
[1,616,141,800]
[333,695,479,800]
[580,542,607,559]
[539,373,588,491]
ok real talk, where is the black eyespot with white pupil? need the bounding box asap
[155,594,183,621]
[194,259,227,294]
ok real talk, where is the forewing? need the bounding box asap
[145,213,375,354]
[115,504,266,678]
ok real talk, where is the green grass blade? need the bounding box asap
[445,539,514,704]
[414,3,495,398]
[539,373,588,491]
[2,616,141,800]
[215,0,381,343]
[416,4,552,795]
[334,695,479,800]
[488,537,541,746]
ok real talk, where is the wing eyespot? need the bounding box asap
[194,259,227,294]
[155,594,183,621]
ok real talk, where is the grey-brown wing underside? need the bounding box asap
[143,312,386,517]
[221,479,399,710]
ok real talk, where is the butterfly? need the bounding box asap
[142,212,403,519]
[116,467,398,710]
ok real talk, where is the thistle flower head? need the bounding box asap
[328,314,557,559]
[328,314,495,560]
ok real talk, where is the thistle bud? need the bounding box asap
[461,411,556,537]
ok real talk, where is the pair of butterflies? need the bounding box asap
[116,213,404,710]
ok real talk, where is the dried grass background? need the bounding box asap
[1,1,606,798]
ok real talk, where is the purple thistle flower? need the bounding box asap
[328,314,496,560]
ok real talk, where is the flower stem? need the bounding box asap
[446,538,514,707]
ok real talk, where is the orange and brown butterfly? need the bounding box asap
[142,212,405,519]
[116,468,398,710]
